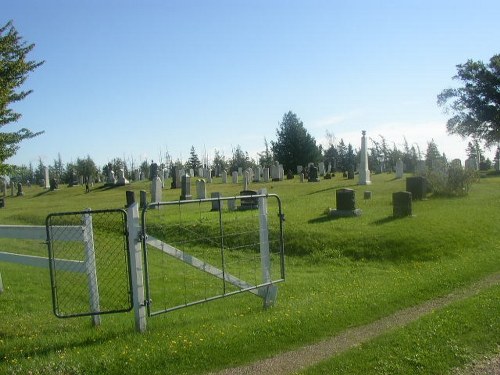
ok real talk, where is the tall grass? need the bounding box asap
[1,173,499,374]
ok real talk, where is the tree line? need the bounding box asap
[1,21,499,185]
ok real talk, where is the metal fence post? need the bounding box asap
[82,209,101,326]
[126,191,147,333]
[258,188,277,308]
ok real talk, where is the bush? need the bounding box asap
[426,165,479,197]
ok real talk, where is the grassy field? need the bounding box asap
[1,172,499,374]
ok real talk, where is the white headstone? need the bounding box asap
[196,179,206,199]
[151,176,162,203]
[263,168,270,182]
[44,167,50,189]
[358,130,371,185]
[221,170,227,183]
[117,169,129,185]
[318,162,325,176]
[395,159,404,179]
[232,171,238,184]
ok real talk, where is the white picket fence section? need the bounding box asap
[0,214,102,326]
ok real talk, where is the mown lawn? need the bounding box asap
[1,172,499,374]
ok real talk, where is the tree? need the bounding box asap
[76,155,98,183]
[0,21,44,172]
[437,54,500,146]
[258,138,273,167]
[212,149,228,173]
[186,146,201,173]
[271,111,321,172]
[229,145,252,172]
[425,139,443,170]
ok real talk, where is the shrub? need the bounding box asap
[426,165,479,197]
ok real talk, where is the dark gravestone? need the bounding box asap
[211,192,223,211]
[347,167,355,180]
[180,174,192,200]
[16,182,24,196]
[286,170,294,180]
[329,188,361,217]
[393,191,412,217]
[406,176,427,200]
[240,190,258,210]
[49,178,58,191]
[171,166,178,189]
[308,165,320,182]
[336,188,355,211]
[150,162,158,180]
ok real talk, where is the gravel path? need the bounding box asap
[208,272,500,375]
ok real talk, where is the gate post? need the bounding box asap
[258,188,278,308]
[82,209,101,326]
[126,191,147,333]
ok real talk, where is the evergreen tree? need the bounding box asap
[271,111,321,172]
[0,21,44,172]
[186,146,201,173]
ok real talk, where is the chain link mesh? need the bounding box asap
[46,209,132,317]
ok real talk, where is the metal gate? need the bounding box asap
[46,209,133,319]
[141,190,285,316]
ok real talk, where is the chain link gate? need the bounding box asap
[46,209,133,321]
[140,189,285,317]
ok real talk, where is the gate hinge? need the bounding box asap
[142,299,152,307]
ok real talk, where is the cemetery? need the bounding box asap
[1,162,500,374]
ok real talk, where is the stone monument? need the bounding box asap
[358,130,371,185]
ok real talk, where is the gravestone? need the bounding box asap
[44,167,50,189]
[116,169,129,186]
[279,164,284,180]
[286,170,294,179]
[243,172,249,191]
[465,157,478,170]
[328,188,362,217]
[150,162,159,180]
[106,169,116,185]
[395,159,404,179]
[300,173,304,183]
[16,182,24,196]
[49,178,58,191]
[211,192,223,211]
[406,176,427,200]
[347,167,355,180]
[263,168,270,182]
[393,191,412,217]
[227,198,237,211]
[358,130,371,185]
[308,165,320,182]
[240,190,258,210]
[232,171,238,184]
[180,174,192,200]
[254,166,262,182]
[271,163,280,181]
[151,176,162,203]
[238,167,243,176]
[297,165,303,175]
[318,162,325,176]
[196,179,206,199]
[221,170,227,183]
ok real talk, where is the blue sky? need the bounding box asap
[4,0,500,168]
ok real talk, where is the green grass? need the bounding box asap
[1,173,500,374]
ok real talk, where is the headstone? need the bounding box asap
[117,169,129,185]
[465,157,478,170]
[395,159,404,179]
[308,165,320,182]
[328,188,362,217]
[406,176,427,200]
[451,159,462,169]
[263,168,270,182]
[232,171,238,184]
[49,178,58,191]
[254,166,262,182]
[318,162,325,176]
[243,172,249,191]
[221,170,227,183]
[347,168,355,180]
[279,164,284,180]
[358,130,371,185]
[180,174,192,200]
[300,173,304,182]
[240,190,258,210]
[286,170,294,179]
[196,179,206,199]
[227,198,237,211]
[149,162,158,180]
[238,167,243,176]
[16,182,24,196]
[297,165,303,175]
[107,169,116,185]
[271,163,280,181]
[44,167,50,189]
[198,167,204,177]
[151,176,162,203]
[393,191,412,217]
[211,192,223,211]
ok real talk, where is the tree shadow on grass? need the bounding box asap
[306,182,358,196]
[371,215,414,225]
